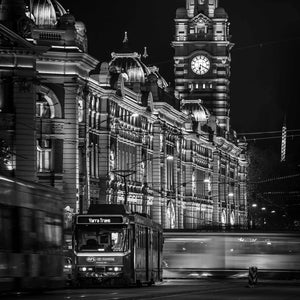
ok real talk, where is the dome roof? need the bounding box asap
[214,7,228,19]
[109,32,151,83]
[109,52,151,83]
[181,100,210,122]
[176,7,187,18]
[28,0,66,27]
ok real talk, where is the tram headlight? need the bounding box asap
[79,267,94,272]
[106,266,123,272]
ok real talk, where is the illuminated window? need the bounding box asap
[90,143,95,177]
[78,99,84,122]
[37,140,52,172]
[36,93,57,119]
[36,95,51,118]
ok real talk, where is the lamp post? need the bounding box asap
[248,203,258,229]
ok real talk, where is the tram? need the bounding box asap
[0,175,64,292]
[163,231,300,279]
[73,204,163,287]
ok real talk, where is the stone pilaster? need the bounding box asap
[14,77,37,182]
[152,121,162,225]
[173,137,179,229]
[212,151,220,225]
[63,83,80,212]
[135,141,142,183]
[234,166,239,226]
[161,125,167,229]
[239,180,247,226]
[98,132,109,203]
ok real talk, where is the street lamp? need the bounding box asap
[249,202,258,229]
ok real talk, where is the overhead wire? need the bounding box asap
[239,129,300,136]
[245,134,300,142]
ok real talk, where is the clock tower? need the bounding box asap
[172,0,233,130]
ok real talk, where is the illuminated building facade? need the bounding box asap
[0,0,248,229]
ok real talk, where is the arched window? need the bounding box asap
[36,93,51,118]
[36,86,62,119]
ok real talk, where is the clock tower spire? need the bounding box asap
[173,0,233,130]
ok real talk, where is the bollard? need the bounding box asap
[248,266,258,287]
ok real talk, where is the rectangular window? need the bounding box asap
[37,140,52,172]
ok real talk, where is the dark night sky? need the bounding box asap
[61,0,300,161]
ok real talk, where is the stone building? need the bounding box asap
[0,0,248,230]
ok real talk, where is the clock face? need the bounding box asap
[191,55,210,75]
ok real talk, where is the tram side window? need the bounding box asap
[137,225,141,249]
[21,208,38,251]
[36,211,45,250]
[153,230,157,251]
[44,216,62,250]
[142,227,146,248]
[136,226,139,248]
[0,205,12,251]
[139,226,143,249]
[138,226,146,249]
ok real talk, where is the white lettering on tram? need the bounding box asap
[88,218,111,223]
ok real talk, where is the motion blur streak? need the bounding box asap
[163,232,300,279]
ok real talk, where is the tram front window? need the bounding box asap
[76,226,128,252]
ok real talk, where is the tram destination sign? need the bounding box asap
[77,215,124,224]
